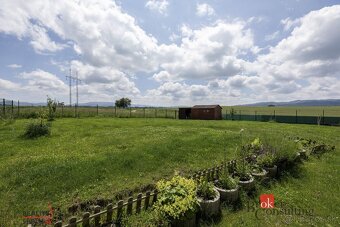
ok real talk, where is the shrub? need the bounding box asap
[250,137,262,150]
[216,172,237,190]
[257,153,275,168]
[24,121,50,138]
[154,175,198,222]
[47,96,57,121]
[197,180,217,200]
[235,160,252,181]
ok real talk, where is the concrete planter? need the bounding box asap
[198,188,220,218]
[264,165,278,178]
[238,175,255,191]
[171,214,196,227]
[215,186,239,203]
[251,169,268,181]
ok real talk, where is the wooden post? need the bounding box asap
[3,98,5,116]
[97,104,99,116]
[82,212,90,227]
[116,200,124,223]
[322,110,325,125]
[136,193,142,213]
[127,197,133,215]
[106,203,113,224]
[144,191,151,210]
[68,217,77,227]
[94,205,101,227]
[152,189,157,205]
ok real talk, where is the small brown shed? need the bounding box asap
[179,105,222,120]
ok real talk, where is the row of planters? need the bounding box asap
[122,137,334,226]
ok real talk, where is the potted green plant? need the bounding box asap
[235,161,255,191]
[257,153,277,178]
[214,171,239,202]
[251,164,268,181]
[197,179,220,218]
[154,175,199,227]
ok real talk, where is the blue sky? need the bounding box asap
[0,0,340,106]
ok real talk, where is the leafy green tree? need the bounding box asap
[115,98,131,108]
[47,96,57,121]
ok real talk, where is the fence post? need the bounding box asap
[97,104,99,116]
[68,217,77,227]
[136,193,142,214]
[94,205,101,226]
[322,110,325,125]
[145,191,151,210]
[127,197,133,215]
[295,110,298,123]
[82,212,90,227]
[116,200,124,223]
[106,203,113,224]
[3,98,5,116]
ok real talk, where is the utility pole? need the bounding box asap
[66,68,73,106]
[66,68,81,107]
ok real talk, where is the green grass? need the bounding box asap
[0,118,339,226]
[223,106,340,117]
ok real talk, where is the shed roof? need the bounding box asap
[192,105,222,109]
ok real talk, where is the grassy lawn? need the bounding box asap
[0,118,339,225]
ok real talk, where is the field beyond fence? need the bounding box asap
[1,99,340,125]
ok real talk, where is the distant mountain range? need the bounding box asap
[2,99,340,107]
[240,99,340,107]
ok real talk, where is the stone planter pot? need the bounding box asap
[251,169,268,181]
[263,165,278,178]
[215,186,239,203]
[198,188,220,218]
[238,175,255,191]
[171,214,196,227]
